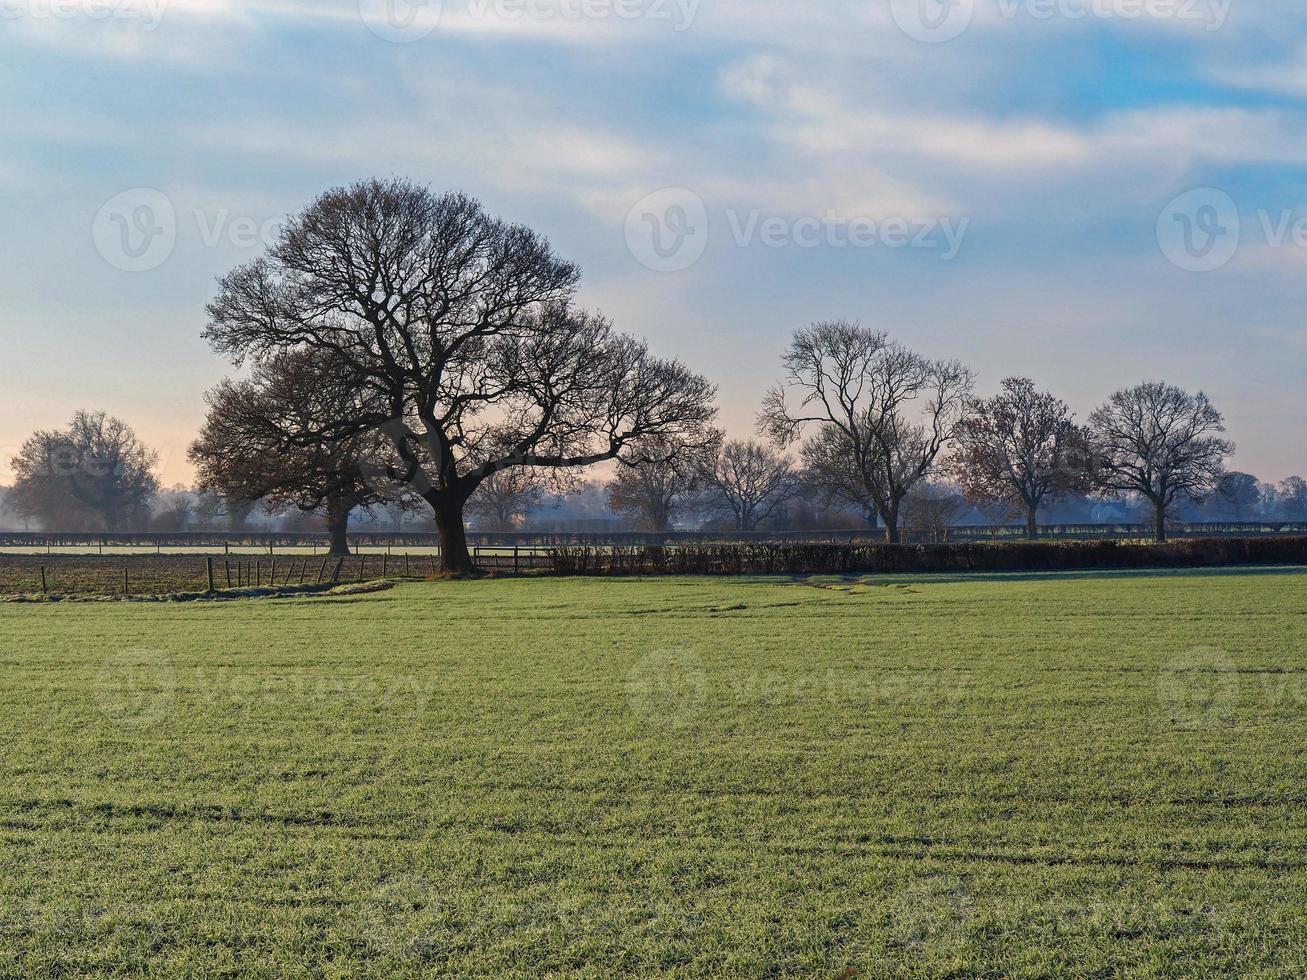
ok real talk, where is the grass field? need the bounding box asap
[2,570,1306,977]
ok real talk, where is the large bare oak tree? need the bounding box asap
[759,321,973,542]
[948,377,1091,539]
[1088,381,1233,542]
[203,179,717,572]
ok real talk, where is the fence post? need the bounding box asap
[40,567,47,595]
[206,557,215,593]
[123,567,129,596]
[514,546,519,574]
[317,557,329,583]
[269,558,276,585]
[382,554,388,578]
[225,560,232,588]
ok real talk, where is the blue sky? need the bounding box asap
[2,0,1306,485]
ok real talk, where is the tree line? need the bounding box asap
[4,179,1300,564]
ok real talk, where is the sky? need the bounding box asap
[2,0,1306,486]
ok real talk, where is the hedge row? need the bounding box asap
[547,537,1307,576]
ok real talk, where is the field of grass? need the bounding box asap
[2,569,1306,976]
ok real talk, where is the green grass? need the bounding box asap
[3,569,1307,977]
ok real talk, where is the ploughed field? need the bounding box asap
[0,553,381,595]
[0,550,554,595]
[2,570,1306,976]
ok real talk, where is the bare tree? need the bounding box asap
[797,427,879,528]
[191,490,257,532]
[1279,476,1307,521]
[605,438,707,532]
[759,321,973,543]
[189,349,404,556]
[1204,471,1261,522]
[203,179,716,572]
[948,377,1091,540]
[151,485,196,532]
[10,411,158,531]
[697,439,800,532]
[901,481,966,543]
[1088,381,1233,543]
[466,467,546,531]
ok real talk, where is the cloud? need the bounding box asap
[711,51,1307,236]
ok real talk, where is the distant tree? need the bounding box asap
[191,490,258,532]
[605,438,707,532]
[189,349,403,556]
[192,490,227,530]
[1279,476,1307,521]
[203,179,716,572]
[151,484,196,532]
[948,377,1092,539]
[1204,471,1262,522]
[759,321,973,542]
[698,440,800,532]
[761,492,869,532]
[1088,382,1233,543]
[466,467,546,532]
[901,482,966,543]
[9,411,158,531]
[796,429,880,529]
[529,481,620,533]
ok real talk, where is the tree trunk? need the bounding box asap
[432,495,476,574]
[1026,505,1038,541]
[325,497,351,556]
[883,504,900,544]
[1154,499,1168,544]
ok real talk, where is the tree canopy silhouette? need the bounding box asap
[203,178,717,571]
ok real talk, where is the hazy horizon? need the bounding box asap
[4,0,1306,487]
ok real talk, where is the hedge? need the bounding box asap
[548,537,1307,576]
